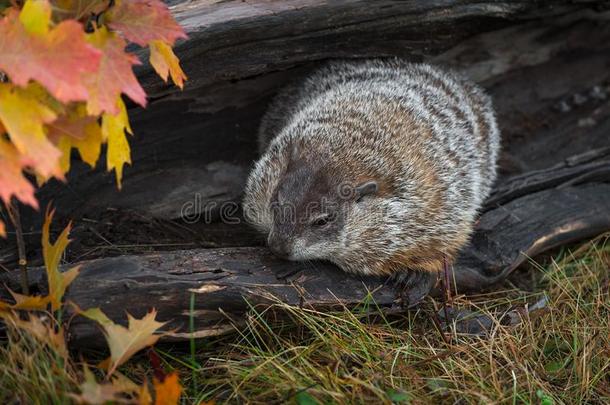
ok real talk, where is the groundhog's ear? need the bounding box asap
[355,181,378,201]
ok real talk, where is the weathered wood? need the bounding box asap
[484,147,610,209]
[1,153,608,346]
[1,0,610,347]
[150,0,609,94]
[28,0,610,224]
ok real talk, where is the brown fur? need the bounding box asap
[243,59,500,278]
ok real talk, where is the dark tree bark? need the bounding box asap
[0,0,609,347]
[31,0,610,222]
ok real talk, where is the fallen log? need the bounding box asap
[1,151,608,346]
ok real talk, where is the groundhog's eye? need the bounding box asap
[311,214,333,227]
[312,217,329,227]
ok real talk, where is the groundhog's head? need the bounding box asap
[264,157,378,262]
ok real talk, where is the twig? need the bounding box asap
[439,256,453,334]
[6,201,28,294]
[429,309,450,344]
[443,256,454,305]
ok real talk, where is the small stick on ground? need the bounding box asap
[6,201,28,294]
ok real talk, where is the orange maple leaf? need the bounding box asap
[0,220,5,237]
[0,138,38,208]
[0,7,101,103]
[149,40,187,89]
[107,0,187,47]
[84,27,147,115]
[6,289,49,311]
[153,372,182,405]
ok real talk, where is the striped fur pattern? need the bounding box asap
[243,59,500,276]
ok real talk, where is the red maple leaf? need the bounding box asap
[84,28,147,115]
[0,9,101,103]
[107,0,187,47]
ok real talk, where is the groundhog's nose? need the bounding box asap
[267,233,291,259]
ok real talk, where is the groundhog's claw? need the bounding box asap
[396,271,438,308]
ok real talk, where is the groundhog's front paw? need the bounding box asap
[394,270,438,308]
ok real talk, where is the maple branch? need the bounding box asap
[6,201,28,295]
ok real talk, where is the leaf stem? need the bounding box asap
[6,201,28,295]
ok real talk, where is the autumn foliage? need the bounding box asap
[0,0,187,235]
[0,1,186,400]
[0,211,179,403]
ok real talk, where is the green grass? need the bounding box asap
[1,235,609,404]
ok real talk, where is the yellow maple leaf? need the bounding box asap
[0,83,61,179]
[56,137,73,174]
[102,97,132,189]
[154,372,182,405]
[79,307,167,376]
[42,209,80,311]
[19,0,51,36]
[57,122,102,173]
[149,40,187,89]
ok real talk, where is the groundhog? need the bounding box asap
[242,59,500,280]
